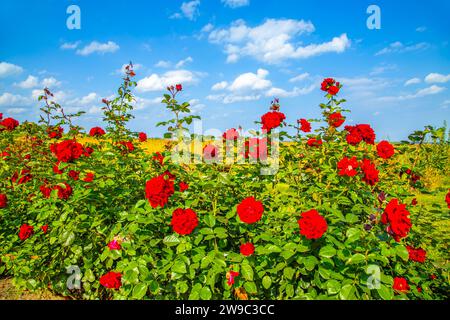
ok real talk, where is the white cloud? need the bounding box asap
[137,70,200,92]
[6,108,27,114]
[155,60,171,68]
[416,26,427,32]
[41,77,62,88]
[15,75,39,89]
[76,41,120,56]
[60,41,80,50]
[265,84,316,98]
[222,0,250,8]
[207,19,350,64]
[228,69,271,91]
[171,1,200,21]
[175,56,193,68]
[404,78,421,86]
[425,73,450,84]
[211,81,229,91]
[0,92,31,107]
[0,62,23,78]
[289,72,310,82]
[370,64,396,75]
[206,93,261,104]
[375,41,429,56]
[201,23,214,33]
[378,85,445,102]
[134,96,162,110]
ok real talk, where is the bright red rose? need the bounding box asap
[53,162,64,174]
[171,208,199,235]
[237,197,264,224]
[393,277,409,293]
[306,138,322,147]
[153,152,164,165]
[261,111,286,132]
[41,225,48,234]
[321,78,341,96]
[360,159,379,186]
[345,124,376,145]
[446,190,450,209]
[337,156,359,177]
[19,224,34,241]
[145,173,175,208]
[240,243,255,256]
[377,140,395,159]
[40,184,53,198]
[328,112,345,127]
[0,113,2,120]
[54,183,73,200]
[243,138,267,160]
[298,209,327,239]
[298,119,311,133]
[223,128,239,140]
[138,132,147,142]
[108,240,121,250]
[117,141,134,153]
[68,170,80,181]
[47,126,63,139]
[0,117,19,131]
[406,246,426,263]
[83,172,95,182]
[203,144,219,161]
[226,271,239,287]
[50,140,85,163]
[0,194,7,208]
[176,84,183,91]
[381,199,412,242]
[327,85,340,95]
[89,127,106,137]
[100,271,122,289]
[179,182,189,192]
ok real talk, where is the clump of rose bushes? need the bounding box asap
[0,66,449,300]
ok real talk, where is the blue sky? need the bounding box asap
[1,0,449,140]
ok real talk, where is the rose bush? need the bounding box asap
[0,69,448,300]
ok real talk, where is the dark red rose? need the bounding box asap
[306,138,322,147]
[237,197,264,224]
[41,225,49,234]
[328,112,345,128]
[406,246,426,263]
[345,124,376,145]
[377,140,395,159]
[0,194,7,208]
[0,117,19,131]
[153,152,164,165]
[11,169,32,185]
[179,182,189,192]
[145,173,175,208]
[298,209,327,239]
[50,140,85,163]
[320,78,341,96]
[0,113,2,120]
[381,199,412,242]
[83,172,94,182]
[54,182,73,200]
[298,119,311,133]
[99,271,122,289]
[176,84,183,91]
[411,198,418,206]
[53,162,64,174]
[47,126,63,139]
[223,128,239,140]
[68,170,80,181]
[117,141,134,153]
[261,111,286,132]
[239,243,255,256]
[138,132,147,142]
[19,224,34,241]
[393,277,409,293]
[89,127,106,137]
[171,208,199,235]
[337,156,359,177]
[40,184,53,198]
[360,159,379,186]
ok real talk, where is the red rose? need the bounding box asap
[0,194,7,208]
[223,128,239,140]
[53,162,64,174]
[11,169,32,185]
[203,144,219,161]
[179,182,189,192]
[327,85,340,95]
[226,271,239,287]
[41,225,48,234]
[0,113,2,120]
[100,271,122,289]
[298,209,327,239]
[89,127,106,137]
[138,132,147,142]
[171,208,199,235]
[47,126,63,139]
[19,224,34,241]
[145,173,175,208]
[393,277,409,293]
[108,240,121,250]
[50,140,85,163]
[40,184,53,198]
[337,156,359,177]
[321,78,340,96]
[411,198,418,206]
[153,152,164,165]
[239,243,255,256]
[54,183,73,200]
[68,170,80,181]
[328,112,345,128]
[345,124,376,145]
[0,117,19,131]
[306,138,322,147]
[406,246,426,263]
[243,138,267,160]
[377,140,395,159]
[237,197,264,224]
[83,172,95,182]
[446,190,450,209]
[381,199,412,242]
[360,159,379,186]
[117,141,134,153]
[261,111,286,132]
[176,84,183,91]
[298,119,311,133]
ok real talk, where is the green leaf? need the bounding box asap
[345,228,361,243]
[395,245,409,261]
[346,253,365,265]
[172,260,187,274]
[244,282,257,294]
[241,264,254,281]
[280,250,295,260]
[326,280,341,295]
[262,275,272,289]
[200,286,212,300]
[132,283,148,299]
[283,267,295,280]
[303,256,318,271]
[377,284,394,300]
[163,234,180,246]
[319,246,337,258]
[339,284,356,300]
